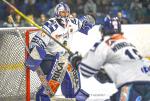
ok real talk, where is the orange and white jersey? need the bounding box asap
[79,33,150,88]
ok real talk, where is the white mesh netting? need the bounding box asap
[0,27,41,101]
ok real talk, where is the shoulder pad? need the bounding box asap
[42,18,58,35]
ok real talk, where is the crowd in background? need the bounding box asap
[0,0,150,27]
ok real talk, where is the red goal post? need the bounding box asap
[25,28,40,101]
[0,27,40,101]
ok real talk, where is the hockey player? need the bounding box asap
[69,16,150,101]
[26,2,94,101]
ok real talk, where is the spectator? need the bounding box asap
[76,0,84,16]
[36,13,47,26]
[0,17,4,27]
[117,11,130,24]
[36,0,53,16]
[129,0,145,23]
[144,3,150,23]
[69,12,77,19]
[14,14,23,27]
[3,15,17,27]
[100,0,112,15]
[22,14,35,27]
[84,0,97,17]
[24,0,37,16]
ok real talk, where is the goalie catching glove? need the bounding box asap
[68,52,82,69]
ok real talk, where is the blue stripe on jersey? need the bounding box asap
[31,35,46,49]
[80,62,99,72]
[80,66,96,75]
[43,21,59,35]
[42,25,51,34]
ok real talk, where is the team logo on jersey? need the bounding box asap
[141,66,150,74]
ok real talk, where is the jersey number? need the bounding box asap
[125,49,142,59]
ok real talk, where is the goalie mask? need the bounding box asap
[54,2,70,19]
[100,16,122,36]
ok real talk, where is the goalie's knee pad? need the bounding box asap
[36,86,51,101]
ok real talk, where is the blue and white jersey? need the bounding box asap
[30,17,82,55]
[79,34,150,88]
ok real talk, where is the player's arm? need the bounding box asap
[94,68,113,83]
[26,19,57,71]
[25,30,50,71]
[42,18,58,35]
[69,41,112,82]
[78,15,95,35]
[70,15,95,35]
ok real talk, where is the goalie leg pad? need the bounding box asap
[25,46,46,71]
[36,86,51,101]
[40,53,59,75]
[61,72,89,101]
[44,53,60,80]
[61,72,74,98]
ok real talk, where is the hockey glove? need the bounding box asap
[68,52,82,69]
[78,15,95,35]
[94,68,113,84]
[79,22,94,35]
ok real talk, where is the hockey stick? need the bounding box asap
[2,0,73,55]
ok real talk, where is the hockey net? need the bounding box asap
[0,27,41,101]
[0,27,76,101]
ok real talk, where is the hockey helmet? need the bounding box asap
[100,16,121,36]
[54,2,70,19]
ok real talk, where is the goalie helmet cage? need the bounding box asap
[0,27,41,101]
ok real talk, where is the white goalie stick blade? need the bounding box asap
[85,15,96,25]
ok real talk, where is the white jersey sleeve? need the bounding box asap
[42,18,59,35]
